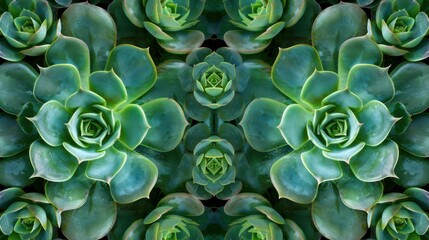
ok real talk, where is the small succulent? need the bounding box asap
[122,0,205,53]
[187,136,236,198]
[179,47,249,109]
[224,193,305,240]
[122,193,205,240]
[223,0,307,53]
[0,0,60,61]
[0,188,61,240]
[368,0,429,61]
[368,188,429,240]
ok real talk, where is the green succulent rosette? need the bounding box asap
[223,0,307,54]
[122,193,205,240]
[368,0,429,61]
[368,188,429,240]
[122,0,205,53]
[224,193,306,240]
[186,136,237,198]
[0,0,60,61]
[179,47,249,110]
[0,188,61,240]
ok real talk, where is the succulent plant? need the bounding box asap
[223,0,307,53]
[122,0,205,53]
[0,188,61,240]
[224,193,305,240]
[0,0,60,61]
[186,136,237,198]
[368,188,429,240]
[178,47,249,110]
[122,193,205,240]
[368,0,429,61]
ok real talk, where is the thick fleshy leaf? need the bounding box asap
[388,62,429,115]
[224,30,271,54]
[322,142,365,163]
[116,104,150,150]
[158,30,205,54]
[224,193,270,216]
[45,166,93,212]
[337,35,383,88]
[272,45,323,104]
[140,98,187,152]
[29,100,71,146]
[61,3,116,71]
[61,183,116,240]
[300,70,339,108]
[404,188,429,210]
[301,147,343,183]
[143,206,173,225]
[0,151,35,188]
[0,113,36,157]
[335,167,383,211]
[392,113,429,157]
[271,149,318,204]
[105,45,156,103]
[278,104,313,150]
[110,148,157,204]
[394,150,429,188]
[157,193,205,216]
[312,182,367,239]
[85,147,127,183]
[388,102,412,135]
[348,64,394,103]
[404,39,429,61]
[0,188,25,209]
[34,64,81,104]
[321,89,363,111]
[312,2,367,71]
[240,98,287,152]
[0,62,38,115]
[65,89,106,110]
[45,35,90,88]
[122,0,146,27]
[143,21,174,41]
[0,38,24,61]
[30,140,78,182]
[350,140,399,182]
[88,70,127,108]
[356,100,398,146]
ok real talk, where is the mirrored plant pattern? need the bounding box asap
[0,0,428,239]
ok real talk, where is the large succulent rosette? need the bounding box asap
[0,0,60,61]
[223,0,307,53]
[122,0,205,53]
[368,0,429,61]
[241,31,429,238]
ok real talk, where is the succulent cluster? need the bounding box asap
[0,0,428,239]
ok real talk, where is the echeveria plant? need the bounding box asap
[0,0,60,61]
[224,193,305,240]
[368,0,429,61]
[122,193,205,240]
[122,0,205,53]
[187,136,236,198]
[223,0,307,53]
[179,47,249,110]
[0,188,61,240]
[1,1,429,239]
[368,188,429,240]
